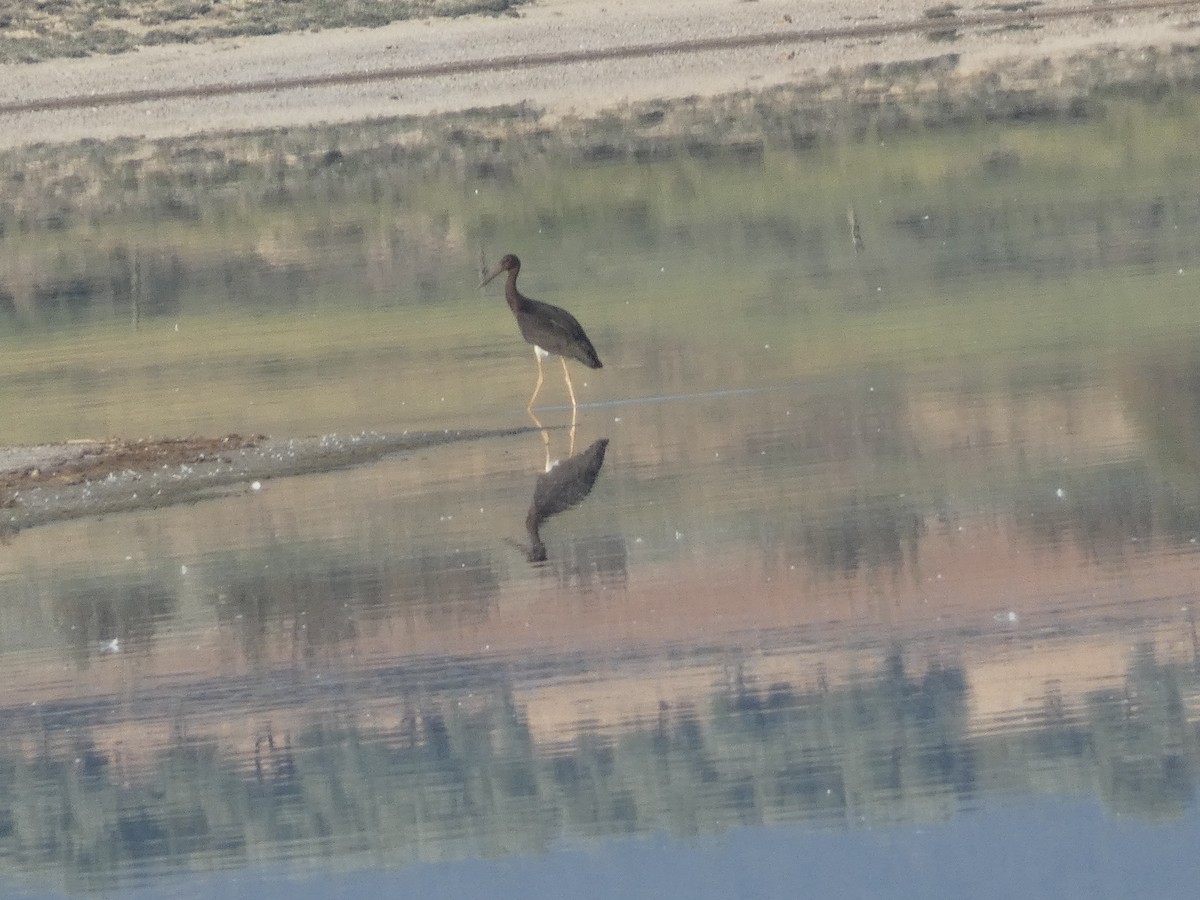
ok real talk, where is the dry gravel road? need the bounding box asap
[1,0,1198,148]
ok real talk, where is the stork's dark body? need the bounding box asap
[485,255,602,369]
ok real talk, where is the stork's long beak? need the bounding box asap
[479,262,504,288]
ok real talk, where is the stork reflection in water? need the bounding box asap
[524,437,610,563]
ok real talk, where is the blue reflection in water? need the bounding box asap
[37,801,1193,900]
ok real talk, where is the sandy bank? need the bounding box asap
[1,0,1198,148]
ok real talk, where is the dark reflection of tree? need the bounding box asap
[51,571,177,665]
[715,651,973,826]
[737,358,1200,575]
[772,458,1200,581]
[30,276,95,323]
[1013,463,1156,561]
[745,369,914,468]
[902,192,1185,280]
[1124,353,1200,488]
[213,545,374,665]
[0,285,17,323]
[108,244,186,322]
[209,544,500,664]
[1009,459,1200,560]
[801,495,925,577]
[391,548,501,628]
[253,725,297,795]
[553,534,628,592]
[761,492,925,581]
[3,643,1199,888]
[1088,645,1192,821]
[750,371,926,579]
[998,643,1194,822]
[1031,684,1090,759]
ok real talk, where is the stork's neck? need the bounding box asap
[505,268,524,313]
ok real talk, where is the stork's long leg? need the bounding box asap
[527,348,546,412]
[560,356,578,408]
[560,357,581,454]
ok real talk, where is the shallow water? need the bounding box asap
[3,84,1200,896]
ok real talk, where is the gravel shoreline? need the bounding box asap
[0,430,534,533]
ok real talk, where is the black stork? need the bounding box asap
[480,254,602,411]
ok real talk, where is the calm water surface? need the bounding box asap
[3,84,1200,896]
